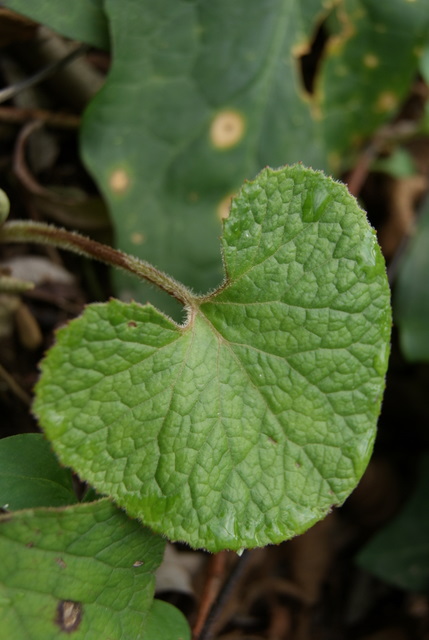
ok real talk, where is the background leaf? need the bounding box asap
[358,455,429,594]
[77,0,429,316]
[0,499,185,639]
[0,434,76,510]
[318,0,429,171]
[4,0,109,49]
[394,195,429,361]
[6,0,427,319]
[145,600,191,640]
[80,0,330,314]
[34,165,391,551]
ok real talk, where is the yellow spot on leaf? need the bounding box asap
[335,64,348,77]
[131,232,145,245]
[374,23,387,33]
[109,169,130,194]
[327,38,345,57]
[217,194,234,220]
[375,91,399,113]
[351,132,364,147]
[364,54,379,69]
[210,110,245,149]
[328,152,341,174]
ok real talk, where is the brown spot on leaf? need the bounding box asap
[127,321,137,328]
[133,560,144,567]
[375,91,398,113]
[109,168,130,194]
[55,600,82,633]
[55,557,67,569]
[210,110,245,149]
[130,231,145,245]
[363,53,379,68]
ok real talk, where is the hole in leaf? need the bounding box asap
[297,21,329,95]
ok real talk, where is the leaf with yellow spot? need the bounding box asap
[6,0,429,312]
[318,0,429,169]
[79,0,332,316]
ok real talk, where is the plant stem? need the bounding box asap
[196,550,251,640]
[0,363,32,406]
[0,221,195,308]
[0,106,80,129]
[0,44,89,105]
[193,552,228,639]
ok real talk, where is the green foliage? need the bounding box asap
[145,601,191,640]
[0,434,76,510]
[372,148,417,180]
[34,165,391,552]
[358,456,429,594]
[80,0,329,312]
[319,0,429,169]
[4,0,108,49]
[0,499,190,640]
[2,0,413,635]
[6,0,428,312]
[395,195,429,362]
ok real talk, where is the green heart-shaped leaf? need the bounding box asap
[34,165,391,551]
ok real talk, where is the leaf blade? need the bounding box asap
[80,0,329,313]
[35,166,391,551]
[358,455,429,594]
[4,0,109,49]
[0,499,170,639]
[0,434,76,510]
[395,195,429,361]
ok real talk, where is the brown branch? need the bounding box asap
[193,552,228,639]
[0,106,79,129]
[194,551,251,640]
[345,121,418,197]
[0,363,32,406]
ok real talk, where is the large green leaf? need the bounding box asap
[80,0,330,313]
[395,195,429,361]
[6,0,426,318]
[0,434,76,510]
[34,165,391,552]
[0,499,191,639]
[5,0,109,49]
[358,455,429,594]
